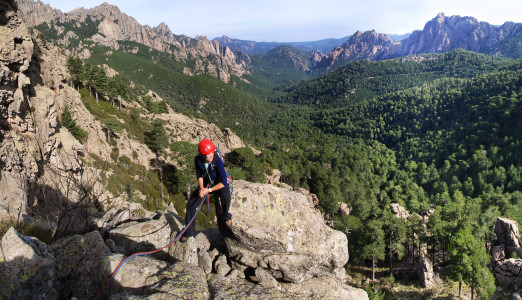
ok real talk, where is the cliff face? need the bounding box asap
[0,0,247,227]
[16,0,250,82]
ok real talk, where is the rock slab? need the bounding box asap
[224,180,349,283]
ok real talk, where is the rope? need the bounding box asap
[95,190,209,300]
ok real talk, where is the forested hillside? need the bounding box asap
[66,39,522,297]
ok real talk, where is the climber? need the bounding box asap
[183,139,232,239]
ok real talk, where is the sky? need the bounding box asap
[39,0,522,42]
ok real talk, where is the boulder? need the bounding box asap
[494,258,522,287]
[105,253,168,294]
[52,231,111,299]
[224,180,349,283]
[491,218,522,290]
[198,250,213,274]
[109,213,182,261]
[0,227,58,299]
[338,202,351,216]
[255,267,282,290]
[215,254,232,277]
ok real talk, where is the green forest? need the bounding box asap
[44,19,522,296]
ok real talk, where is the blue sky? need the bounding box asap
[39,0,522,42]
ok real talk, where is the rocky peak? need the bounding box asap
[343,29,393,47]
[153,22,173,36]
[14,0,66,28]
[17,0,251,83]
[68,2,122,17]
[314,29,394,70]
[315,13,522,70]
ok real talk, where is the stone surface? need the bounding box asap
[225,180,349,283]
[157,106,245,155]
[215,254,232,277]
[255,267,282,290]
[416,253,435,288]
[143,261,210,299]
[492,217,522,290]
[198,250,213,274]
[105,253,169,294]
[282,276,370,300]
[109,216,175,261]
[169,236,198,266]
[0,227,57,299]
[52,231,111,299]
[207,274,303,300]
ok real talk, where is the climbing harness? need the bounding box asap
[95,188,211,300]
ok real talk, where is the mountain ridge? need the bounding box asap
[213,34,352,55]
[313,12,522,71]
[16,0,250,83]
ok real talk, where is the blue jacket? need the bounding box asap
[195,154,228,188]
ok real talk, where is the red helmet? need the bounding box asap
[198,139,215,155]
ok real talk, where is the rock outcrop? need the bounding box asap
[0,0,88,226]
[491,217,522,290]
[1,180,368,299]
[225,180,349,283]
[416,252,435,288]
[157,104,245,155]
[390,203,410,219]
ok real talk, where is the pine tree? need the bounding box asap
[362,219,386,281]
[145,119,167,155]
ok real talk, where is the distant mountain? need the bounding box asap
[313,30,397,71]
[388,33,411,41]
[314,13,522,70]
[213,35,350,55]
[16,0,250,82]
